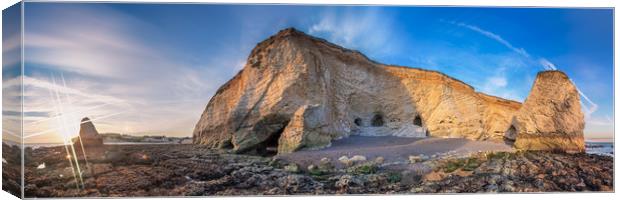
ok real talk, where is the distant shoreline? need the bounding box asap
[585,138,614,143]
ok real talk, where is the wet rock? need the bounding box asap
[400,170,422,185]
[21,144,613,197]
[276,175,323,194]
[91,164,113,176]
[268,157,286,168]
[318,157,334,172]
[103,150,128,164]
[365,174,388,188]
[284,163,300,173]
[129,152,153,165]
[334,175,363,193]
[414,151,613,193]
[485,184,498,192]
[409,155,423,164]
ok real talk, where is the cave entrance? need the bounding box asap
[250,114,290,157]
[413,115,422,126]
[504,125,517,145]
[371,114,384,127]
[256,125,286,156]
[354,118,363,126]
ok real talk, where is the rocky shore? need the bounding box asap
[2,143,21,197]
[22,143,613,197]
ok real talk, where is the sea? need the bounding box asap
[585,141,614,157]
[22,142,177,150]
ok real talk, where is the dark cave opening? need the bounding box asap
[371,114,384,127]
[354,118,363,126]
[250,114,291,157]
[413,115,422,126]
[256,126,286,157]
[504,125,517,145]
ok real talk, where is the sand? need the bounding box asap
[276,136,513,168]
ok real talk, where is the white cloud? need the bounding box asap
[586,115,613,126]
[488,76,508,87]
[451,21,530,58]
[308,8,398,57]
[539,58,558,70]
[20,5,245,143]
[481,72,520,101]
[2,33,22,67]
[450,21,600,120]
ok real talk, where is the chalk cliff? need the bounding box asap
[192,28,584,154]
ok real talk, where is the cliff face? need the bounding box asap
[511,71,585,152]
[192,28,584,154]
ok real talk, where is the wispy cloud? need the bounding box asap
[450,21,530,58]
[488,76,508,87]
[21,5,245,142]
[2,34,21,67]
[479,64,522,101]
[449,21,599,119]
[586,115,613,126]
[539,58,557,70]
[308,8,399,57]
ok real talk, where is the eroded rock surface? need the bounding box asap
[511,71,585,152]
[23,144,613,197]
[192,28,584,154]
[277,104,332,153]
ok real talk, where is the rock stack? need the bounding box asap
[72,117,104,147]
[511,71,585,152]
[192,28,585,154]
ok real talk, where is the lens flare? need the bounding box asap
[29,72,127,191]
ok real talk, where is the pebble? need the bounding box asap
[319,157,331,165]
[37,163,46,169]
[338,156,353,166]
[350,155,367,162]
[409,155,424,164]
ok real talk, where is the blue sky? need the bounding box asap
[2,3,22,143]
[16,3,613,143]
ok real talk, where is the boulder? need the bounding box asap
[277,104,332,153]
[511,71,585,152]
[72,117,104,147]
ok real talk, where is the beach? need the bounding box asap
[8,136,612,197]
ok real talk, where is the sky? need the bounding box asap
[2,3,22,144]
[5,3,613,143]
